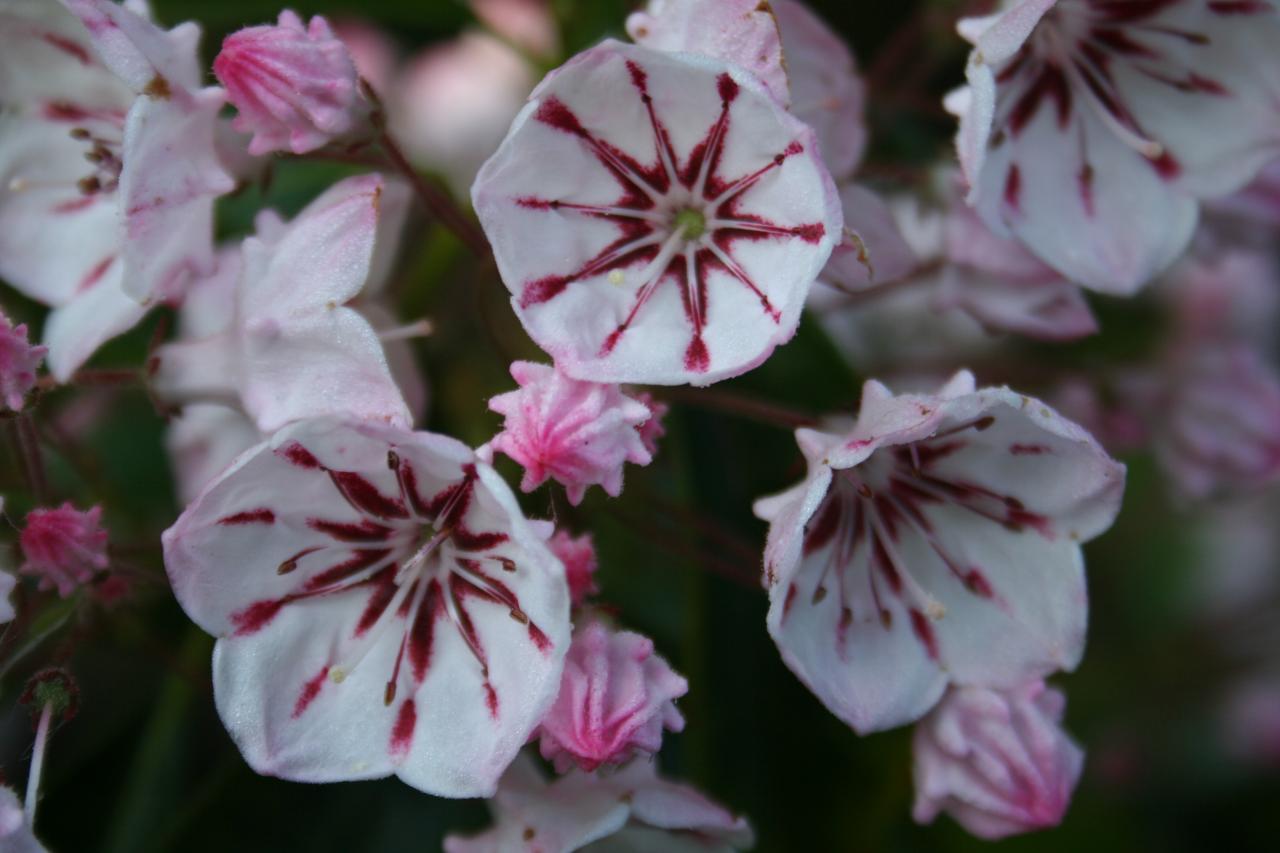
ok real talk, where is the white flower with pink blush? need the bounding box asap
[912,680,1084,840]
[949,0,1280,293]
[0,0,233,378]
[487,361,655,505]
[444,754,753,852]
[162,416,570,797]
[0,312,46,410]
[536,621,687,773]
[214,11,366,156]
[19,503,109,598]
[153,173,418,436]
[754,372,1124,733]
[473,40,842,385]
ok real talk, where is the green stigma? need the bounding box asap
[673,208,706,240]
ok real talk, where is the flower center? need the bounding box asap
[672,207,706,240]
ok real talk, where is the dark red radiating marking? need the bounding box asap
[42,101,93,122]
[77,256,115,293]
[1009,64,1072,134]
[1150,150,1180,180]
[218,508,275,526]
[965,569,995,598]
[804,496,843,556]
[782,583,798,621]
[408,579,445,681]
[354,567,399,635]
[390,700,416,757]
[330,471,408,520]
[528,623,552,653]
[451,526,509,551]
[292,666,329,718]
[910,609,940,660]
[1003,164,1023,211]
[717,73,740,104]
[872,538,903,595]
[41,32,92,64]
[231,599,284,636]
[1010,443,1050,455]
[278,441,320,468]
[520,231,658,308]
[1078,163,1096,217]
[303,549,391,592]
[684,336,710,372]
[484,682,500,719]
[534,96,666,198]
[307,518,395,542]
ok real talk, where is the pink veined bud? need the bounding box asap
[629,391,668,456]
[547,530,599,607]
[537,621,688,773]
[0,313,46,411]
[214,11,364,156]
[912,681,1084,840]
[488,362,655,505]
[20,504,110,598]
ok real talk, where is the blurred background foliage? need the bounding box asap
[1,0,1277,851]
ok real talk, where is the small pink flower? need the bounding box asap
[488,362,654,505]
[0,313,46,410]
[547,530,598,607]
[536,621,687,773]
[20,503,109,598]
[214,11,364,156]
[912,681,1084,840]
[628,390,668,456]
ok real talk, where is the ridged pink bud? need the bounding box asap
[547,530,598,607]
[537,621,687,772]
[913,681,1084,840]
[214,11,364,156]
[0,313,46,411]
[19,504,110,598]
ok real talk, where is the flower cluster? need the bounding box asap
[2,0,1278,848]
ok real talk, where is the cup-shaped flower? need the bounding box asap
[445,754,753,852]
[0,313,46,410]
[488,362,654,505]
[473,40,842,385]
[547,530,598,607]
[754,372,1124,733]
[20,503,109,598]
[162,417,571,797]
[912,681,1084,839]
[536,621,687,772]
[214,11,364,156]
[0,0,233,377]
[948,0,1280,293]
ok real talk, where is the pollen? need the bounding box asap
[673,207,706,240]
[608,270,625,285]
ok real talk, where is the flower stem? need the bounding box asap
[376,129,492,258]
[663,387,816,430]
[25,702,52,823]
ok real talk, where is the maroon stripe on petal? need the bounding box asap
[292,666,330,718]
[390,699,416,758]
[307,518,395,542]
[408,579,445,682]
[218,508,275,526]
[231,599,284,635]
[330,471,409,520]
[910,608,940,660]
[277,441,321,468]
[355,567,399,636]
[303,549,392,592]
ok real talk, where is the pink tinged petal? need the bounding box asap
[19,502,109,598]
[754,375,1124,733]
[473,40,841,386]
[118,89,235,303]
[818,184,919,292]
[237,174,413,433]
[0,314,47,410]
[163,417,570,797]
[535,621,688,772]
[546,530,599,606]
[626,0,789,104]
[66,0,204,94]
[0,0,132,107]
[488,362,654,505]
[912,682,1084,840]
[41,259,147,381]
[771,0,868,180]
[214,11,365,156]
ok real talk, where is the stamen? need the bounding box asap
[377,318,434,342]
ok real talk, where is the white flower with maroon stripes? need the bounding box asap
[754,372,1124,734]
[0,0,233,379]
[472,39,841,385]
[949,0,1280,293]
[163,417,570,797]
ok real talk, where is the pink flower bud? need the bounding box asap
[912,681,1084,840]
[1,313,46,411]
[547,529,598,607]
[19,504,109,598]
[628,391,668,456]
[214,11,364,156]
[488,362,654,505]
[537,621,687,772]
